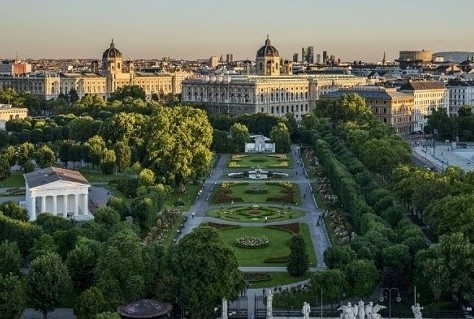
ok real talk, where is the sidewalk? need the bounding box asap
[413,143,474,172]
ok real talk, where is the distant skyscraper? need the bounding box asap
[307,46,314,64]
[316,54,321,64]
[301,48,307,63]
[293,53,299,63]
[226,54,233,64]
[322,51,328,64]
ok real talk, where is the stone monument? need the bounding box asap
[302,301,311,319]
[266,288,273,319]
[222,297,228,319]
[412,303,423,319]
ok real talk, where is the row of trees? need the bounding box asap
[301,93,474,306]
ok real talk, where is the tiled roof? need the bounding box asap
[24,167,89,189]
[322,88,412,100]
[400,81,446,91]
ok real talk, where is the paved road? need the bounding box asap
[413,142,474,172]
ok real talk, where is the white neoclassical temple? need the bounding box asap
[24,167,92,221]
[245,135,275,153]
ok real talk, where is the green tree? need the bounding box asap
[0,240,21,276]
[344,259,379,298]
[100,148,116,175]
[147,106,213,193]
[315,94,372,130]
[114,141,131,172]
[58,140,72,166]
[229,122,250,153]
[66,238,100,290]
[95,312,121,319]
[269,122,291,153]
[68,88,79,104]
[4,145,17,166]
[0,201,27,221]
[30,234,59,261]
[95,207,121,226]
[26,253,72,319]
[16,142,35,167]
[35,145,56,168]
[68,116,101,142]
[0,272,25,319]
[287,234,309,277]
[0,155,10,181]
[426,107,455,140]
[74,286,108,319]
[323,245,357,269]
[310,269,347,306]
[174,226,243,319]
[109,85,146,101]
[129,196,155,231]
[95,230,145,307]
[422,232,474,300]
[85,135,106,169]
[138,168,155,186]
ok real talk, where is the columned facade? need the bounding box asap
[24,167,92,221]
[26,189,90,221]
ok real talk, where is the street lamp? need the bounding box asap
[379,287,401,319]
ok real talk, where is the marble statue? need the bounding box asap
[412,303,423,319]
[358,300,365,319]
[338,302,356,319]
[302,301,311,319]
[372,304,386,319]
[365,301,373,319]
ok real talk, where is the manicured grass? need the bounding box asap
[300,223,318,268]
[207,205,304,222]
[217,224,317,267]
[0,172,25,188]
[162,184,201,212]
[213,182,301,205]
[228,154,291,169]
[245,272,312,289]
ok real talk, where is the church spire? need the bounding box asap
[382,50,386,66]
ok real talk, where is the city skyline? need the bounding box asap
[2,0,473,62]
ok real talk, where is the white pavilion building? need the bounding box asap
[24,167,92,221]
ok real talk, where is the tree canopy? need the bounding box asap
[146,106,213,192]
[173,226,244,319]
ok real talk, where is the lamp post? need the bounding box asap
[320,287,323,319]
[379,287,401,319]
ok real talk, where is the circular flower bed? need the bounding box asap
[235,236,270,248]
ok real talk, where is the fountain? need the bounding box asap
[228,166,288,179]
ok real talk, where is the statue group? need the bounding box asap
[338,301,385,319]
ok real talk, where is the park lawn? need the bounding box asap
[245,272,312,289]
[217,182,301,205]
[300,223,318,268]
[217,224,316,267]
[1,172,26,187]
[228,154,291,169]
[162,184,201,212]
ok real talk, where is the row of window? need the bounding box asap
[269,104,309,114]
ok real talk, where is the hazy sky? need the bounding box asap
[2,0,473,62]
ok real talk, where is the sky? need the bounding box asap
[1,0,473,63]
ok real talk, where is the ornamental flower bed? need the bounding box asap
[235,235,270,248]
[245,186,269,194]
